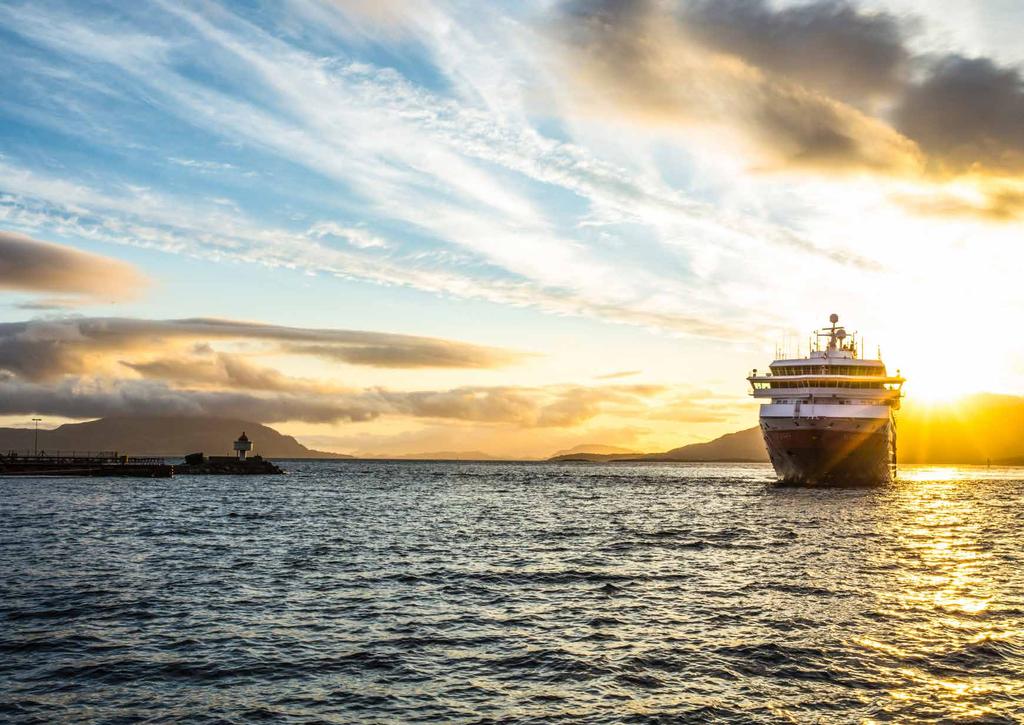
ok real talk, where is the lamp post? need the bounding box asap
[32,418,41,456]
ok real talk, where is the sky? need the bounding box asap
[1,0,1023,458]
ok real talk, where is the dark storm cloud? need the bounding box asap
[0,317,524,381]
[0,378,380,424]
[894,55,1024,174]
[0,377,668,427]
[0,230,148,301]
[0,318,663,427]
[557,0,1024,203]
[680,0,910,105]
[558,0,921,172]
[120,352,328,393]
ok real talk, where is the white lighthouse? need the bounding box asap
[233,432,253,461]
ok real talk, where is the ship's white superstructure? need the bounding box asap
[748,315,904,485]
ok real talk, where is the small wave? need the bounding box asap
[935,632,1024,668]
[741,581,840,597]
[5,606,91,621]
[678,539,708,549]
[614,672,664,689]
[490,648,612,682]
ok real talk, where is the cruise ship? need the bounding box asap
[748,315,904,485]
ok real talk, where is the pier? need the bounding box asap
[0,450,173,478]
[0,432,284,477]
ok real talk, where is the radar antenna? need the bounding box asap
[817,313,846,353]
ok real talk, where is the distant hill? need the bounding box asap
[549,393,1024,465]
[638,427,768,462]
[551,443,638,457]
[382,450,500,460]
[549,427,766,462]
[0,416,345,458]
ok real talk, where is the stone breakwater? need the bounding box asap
[175,454,283,475]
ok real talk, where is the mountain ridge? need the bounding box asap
[376,450,500,461]
[548,427,766,462]
[552,443,638,457]
[0,416,345,458]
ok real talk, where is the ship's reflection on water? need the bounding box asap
[1,461,1023,723]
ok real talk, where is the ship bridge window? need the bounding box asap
[769,366,885,380]
[769,379,887,390]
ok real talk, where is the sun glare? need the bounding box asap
[904,368,973,405]
[888,346,981,405]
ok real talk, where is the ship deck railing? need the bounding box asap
[750,389,902,400]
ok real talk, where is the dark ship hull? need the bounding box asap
[761,417,895,486]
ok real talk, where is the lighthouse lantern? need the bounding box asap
[233,431,253,461]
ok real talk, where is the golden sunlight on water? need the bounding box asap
[864,474,1023,721]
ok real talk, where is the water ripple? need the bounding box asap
[2,461,1023,722]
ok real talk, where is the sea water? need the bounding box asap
[2,461,1022,723]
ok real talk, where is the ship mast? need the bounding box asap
[814,313,858,358]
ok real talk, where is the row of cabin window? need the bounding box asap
[770,365,880,376]
[768,381,885,389]
[773,400,884,405]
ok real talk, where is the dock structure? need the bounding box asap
[0,432,285,478]
[174,432,284,475]
[0,450,173,478]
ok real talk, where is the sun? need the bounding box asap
[894,358,975,405]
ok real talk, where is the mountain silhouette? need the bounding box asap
[552,443,639,457]
[382,450,500,460]
[549,427,765,462]
[0,416,344,458]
